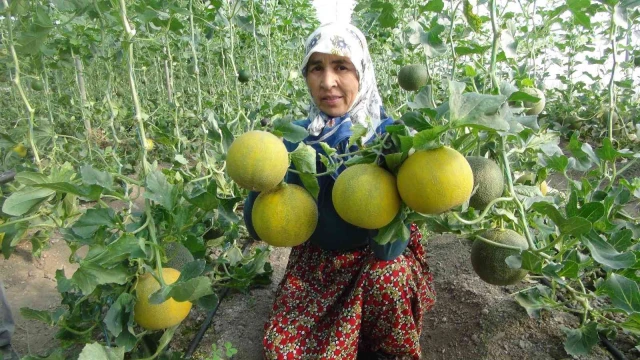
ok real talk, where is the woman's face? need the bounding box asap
[305,52,359,118]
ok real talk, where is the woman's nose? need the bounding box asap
[320,70,337,89]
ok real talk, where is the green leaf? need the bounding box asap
[408,22,446,57]
[81,165,114,191]
[56,269,74,293]
[421,0,444,12]
[600,273,640,314]
[78,342,125,360]
[20,307,65,326]
[33,183,104,200]
[412,126,448,151]
[196,293,220,310]
[408,86,435,109]
[621,313,640,335]
[298,173,320,200]
[178,260,206,281]
[104,293,135,338]
[290,143,316,174]
[521,250,543,273]
[87,234,145,267]
[558,260,580,279]
[514,286,553,318]
[2,187,55,216]
[371,1,398,28]
[541,154,569,172]
[582,231,636,270]
[596,138,626,161]
[384,153,405,172]
[272,119,308,143]
[507,91,541,103]
[563,322,598,356]
[319,142,337,157]
[373,212,408,245]
[185,181,219,211]
[145,170,176,210]
[576,202,605,223]
[217,197,241,226]
[72,263,130,295]
[448,81,509,131]
[611,229,633,252]
[348,124,368,148]
[559,217,592,236]
[531,202,565,226]
[75,207,117,228]
[15,172,49,185]
[168,276,214,302]
[401,112,432,132]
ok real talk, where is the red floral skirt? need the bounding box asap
[263,224,436,359]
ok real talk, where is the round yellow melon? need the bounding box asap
[252,183,318,247]
[332,164,401,229]
[396,146,474,214]
[226,130,289,192]
[134,268,192,330]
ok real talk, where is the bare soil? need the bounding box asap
[2,159,640,359]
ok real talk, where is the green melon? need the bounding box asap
[470,229,529,286]
[397,64,428,91]
[521,87,545,115]
[466,156,504,210]
[164,242,195,271]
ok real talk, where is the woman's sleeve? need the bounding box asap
[368,230,410,261]
[243,191,261,240]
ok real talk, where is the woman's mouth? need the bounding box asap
[322,96,342,105]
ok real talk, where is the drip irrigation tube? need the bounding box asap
[183,240,253,359]
[0,170,16,185]
[538,278,627,360]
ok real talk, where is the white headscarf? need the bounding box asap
[301,23,384,143]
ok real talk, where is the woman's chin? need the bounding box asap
[320,107,348,118]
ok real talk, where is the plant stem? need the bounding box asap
[449,1,462,80]
[488,0,500,92]
[2,1,42,170]
[189,0,202,114]
[452,197,514,225]
[500,137,536,251]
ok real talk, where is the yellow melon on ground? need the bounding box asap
[134,268,192,330]
[332,164,401,229]
[252,183,318,247]
[396,146,474,214]
[226,130,289,192]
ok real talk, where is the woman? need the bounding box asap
[243,22,436,359]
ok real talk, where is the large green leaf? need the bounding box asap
[33,182,104,200]
[81,165,114,191]
[185,181,219,211]
[563,322,598,356]
[373,212,409,245]
[290,143,316,174]
[582,231,636,270]
[599,273,640,314]
[272,119,308,143]
[621,313,640,335]
[72,262,130,295]
[145,170,177,210]
[514,286,553,318]
[576,202,605,223]
[104,293,135,338]
[2,187,55,216]
[448,81,509,131]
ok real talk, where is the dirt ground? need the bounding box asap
[2,159,640,359]
[2,230,635,360]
